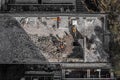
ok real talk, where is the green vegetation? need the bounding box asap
[84,0,120,76]
[98,0,120,76]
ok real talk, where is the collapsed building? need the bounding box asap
[0,14,115,80]
[0,0,116,80]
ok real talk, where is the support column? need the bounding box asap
[97,69,101,78]
[5,0,8,11]
[75,0,77,12]
[62,69,65,79]
[87,69,91,78]
[1,0,6,11]
[0,0,2,11]
[0,0,9,11]
[84,36,87,62]
[110,69,114,78]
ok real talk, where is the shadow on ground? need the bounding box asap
[0,15,48,63]
[67,21,84,59]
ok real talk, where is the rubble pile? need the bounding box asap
[29,34,74,62]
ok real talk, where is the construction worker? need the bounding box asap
[72,25,77,38]
[59,38,66,52]
[72,25,77,33]
[60,42,64,49]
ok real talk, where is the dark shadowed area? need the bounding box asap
[0,15,48,63]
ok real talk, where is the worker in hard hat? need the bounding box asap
[72,25,77,38]
[72,25,77,33]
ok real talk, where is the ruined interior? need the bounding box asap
[9,15,109,63]
[0,0,118,80]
